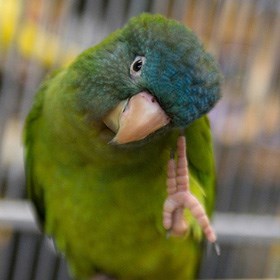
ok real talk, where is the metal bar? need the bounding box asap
[0,200,279,244]
[0,200,39,232]
[213,212,280,244]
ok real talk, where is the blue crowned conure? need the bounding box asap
[24,13,221,280]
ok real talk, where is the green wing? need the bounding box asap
[23,70,60,224]
[185,115,216,215]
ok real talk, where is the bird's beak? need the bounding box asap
[103,91,170,144]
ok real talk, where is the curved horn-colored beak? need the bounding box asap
[103,91,170,144]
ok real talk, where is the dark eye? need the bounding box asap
[133,59,142,72]
[130,56,146,77]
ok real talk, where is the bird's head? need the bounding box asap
[70,13,221,145]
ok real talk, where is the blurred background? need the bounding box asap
[0,0,279,279]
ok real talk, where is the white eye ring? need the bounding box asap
[130,56,146,77]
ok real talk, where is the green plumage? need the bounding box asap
[24,14,221,279]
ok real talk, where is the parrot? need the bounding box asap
[23,13,221,280]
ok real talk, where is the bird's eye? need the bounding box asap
[130,56,146,77]
[133,59,142,72]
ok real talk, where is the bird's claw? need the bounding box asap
[163,135,217,244]
[207,241,221,256]
[163,192,189,236]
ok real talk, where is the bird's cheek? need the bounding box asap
[103,91,170,144]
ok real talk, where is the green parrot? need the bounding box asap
[24,13,221,279]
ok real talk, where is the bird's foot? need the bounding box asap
[163,135,217,244]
